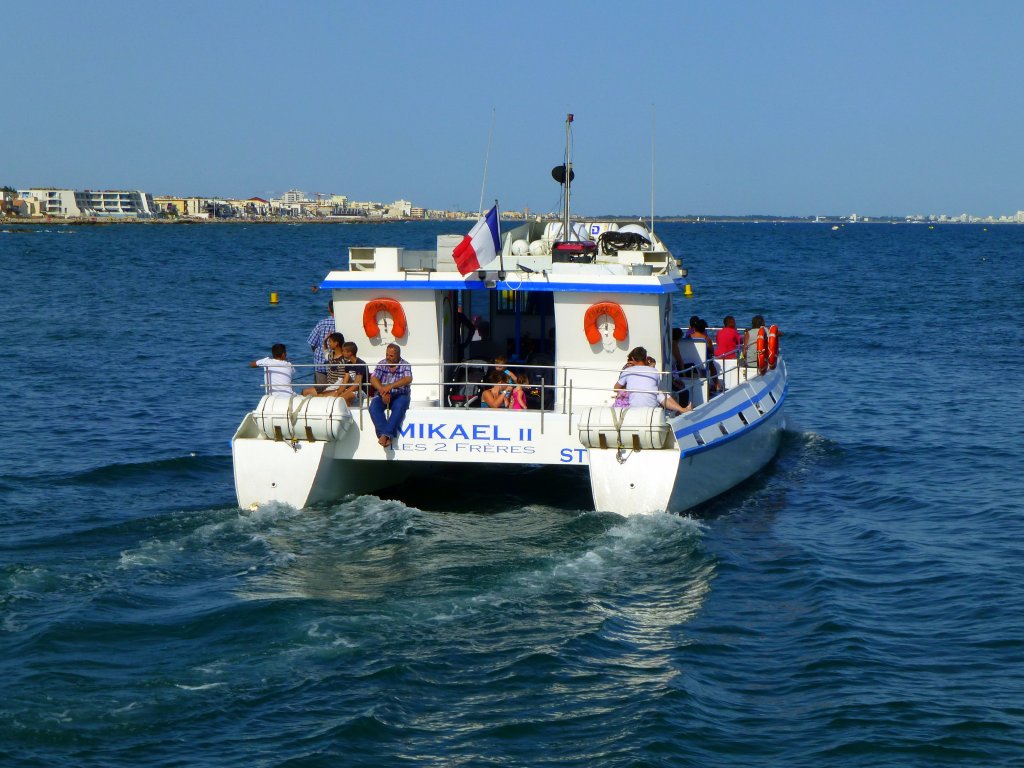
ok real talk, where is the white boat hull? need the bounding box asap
[232,364,787,515]
[587,363,786,515]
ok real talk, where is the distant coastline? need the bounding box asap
[1,215,1020,226]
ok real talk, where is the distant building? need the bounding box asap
[16,188,82,217]
[281,189,306,204]
[77,189,155,217]
[17,188,156,218]
[386,199,412,218]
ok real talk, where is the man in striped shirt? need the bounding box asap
[308,301,337,386]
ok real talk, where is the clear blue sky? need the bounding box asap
[4,1,1022,217]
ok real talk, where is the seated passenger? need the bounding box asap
[492,355,517,385]
[613,357,632,407]
[337,341,368,405]
[369,343,413,448]
[613,346,691,414]
[509,372,529,410]
[480,370,511,408]
[691,318,720,391]
[742,314,766,368]
[715,315,742,359]
[302,332,345,396]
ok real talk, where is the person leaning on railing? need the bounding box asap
[249,343,295,397]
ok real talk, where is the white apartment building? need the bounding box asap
[16,188,156,218]
[16,188,82,216]
[77,190,156,217]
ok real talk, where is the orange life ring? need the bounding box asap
[362,298,408,339]
[756,326,768,374]
[583,301,629,345]
[767,324,779,369]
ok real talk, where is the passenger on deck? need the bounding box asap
[671,327,685,376]
[683,315,700,339]
[337,341,368,405]
[301,332,345,396]
[688,319,720,391]
[613,347,691,414]
[710,315,742,393]
[480,370,512,408]
[250,343,295,397]
[492,355,517,385]
[743,315,766,368]
[715,316,742,359]
[509,372,529,410]
[613,357,633,407]
[369,343,413,448]
[308,300,338,387]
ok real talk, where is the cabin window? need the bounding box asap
[495,290,552,316]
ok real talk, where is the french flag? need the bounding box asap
[453,205,500,275]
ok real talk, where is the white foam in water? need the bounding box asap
[173,682,225,691]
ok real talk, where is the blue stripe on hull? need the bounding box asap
[675,381,788,460]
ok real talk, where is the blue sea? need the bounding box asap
[2,220,1022,767]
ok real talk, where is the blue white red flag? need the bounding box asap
[453,205,500,275]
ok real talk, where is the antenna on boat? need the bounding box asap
[564,113,573,241]
[650,103,656,235]
[478,108,496,217]
[551,114,575,241]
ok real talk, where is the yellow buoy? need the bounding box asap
[684,284,693,297]
[269,292,279,304]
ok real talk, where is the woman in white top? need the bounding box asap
[613,347,691,414]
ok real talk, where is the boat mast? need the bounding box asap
[563,113,573,241]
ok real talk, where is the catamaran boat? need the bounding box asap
[232,118,787,515]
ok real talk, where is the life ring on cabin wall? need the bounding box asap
[767,324,779,369]
[583,301,629,345]
[362,298,408,339]
[756,326,769,374]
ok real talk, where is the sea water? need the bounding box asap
[1,221,1022,766]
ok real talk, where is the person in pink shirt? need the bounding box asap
[715,315,742,359]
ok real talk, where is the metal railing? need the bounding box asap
[250,353,778,438]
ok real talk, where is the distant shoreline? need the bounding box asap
[0,215,1017,226]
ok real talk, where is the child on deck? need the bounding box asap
[509,372,529,410]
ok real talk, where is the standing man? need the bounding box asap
[249,344,295,397]
[369,343,413,448]
[308,300,337,387]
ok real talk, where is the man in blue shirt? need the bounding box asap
[369,343,413,448]
[308,301,337,386]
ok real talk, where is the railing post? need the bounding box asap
[568,379,573,434]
